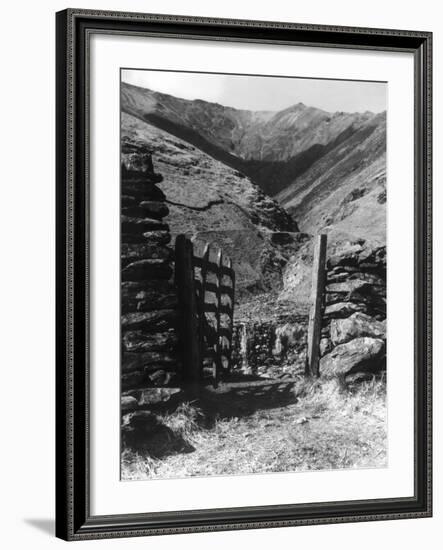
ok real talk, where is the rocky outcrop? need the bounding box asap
[319,240,386,379]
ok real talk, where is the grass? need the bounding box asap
[121,375,387,481]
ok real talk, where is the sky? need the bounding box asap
[121,69,386,114]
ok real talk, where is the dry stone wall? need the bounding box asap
[319,241,387,380]
[229,239,386,382]
[120,154,183,420]
[231,313,308,378]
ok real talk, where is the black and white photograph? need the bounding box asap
[120,69,388,481]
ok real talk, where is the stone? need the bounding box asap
[121,281,177,313]
[320,337,385,377]
[121,395,138,410]
[330,312,386,346]
[327,241,386,275]
[121,243,172,266]
[121,411,163,443]
[121,155,162,177]
[121,195,136,207]
[121,259,172,282]
[325,279,385,312]
[147,369,176,386]
[121,309,178,331]
[121,370,147,390]
[121,181,166,201]
[139,201,170,219]
[136,293,177,312]
[122,330,178,353]
[124,387,183,406]
[324,302,366,319]
[347,272,385,286]
[121,216,168,234]
[122,351,179,373]
[326,279,372,295]
[121,233,151,244]
[142,231,171,245]
[121,279,174,296]
[121,206,149,218]
[327,242,365,269]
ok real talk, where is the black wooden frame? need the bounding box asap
[56,8,432,541]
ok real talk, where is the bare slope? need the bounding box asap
[278,112,386,243]
[122,112,299,294]
[122,81,386,245]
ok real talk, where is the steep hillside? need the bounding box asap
[121,81,386,300]
[277,112,386,244]
[122,112,299,294]
[121,81,384,199]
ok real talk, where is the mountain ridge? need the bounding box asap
[121,80,386,244]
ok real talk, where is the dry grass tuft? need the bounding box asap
[121,375,387,481]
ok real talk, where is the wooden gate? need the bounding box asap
[175,234,235,386]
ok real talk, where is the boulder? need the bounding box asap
[320,337,385,377]
[330,312,386,345]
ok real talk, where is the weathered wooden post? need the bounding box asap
[175,235,201,385]
[226,257,235,375]
[213,248,223,386]
[307,234,327,377]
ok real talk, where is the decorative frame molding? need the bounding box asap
[55,8,432,541]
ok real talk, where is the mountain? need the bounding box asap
[122,112,300,295]
[278,111,386,244]
[121,82,385,204]
[121,81,386,298]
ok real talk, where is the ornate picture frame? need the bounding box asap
[55,9,432,541]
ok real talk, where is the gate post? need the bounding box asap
[175,235,201,385]
[213,249,223,386]
[307,234,327,377]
